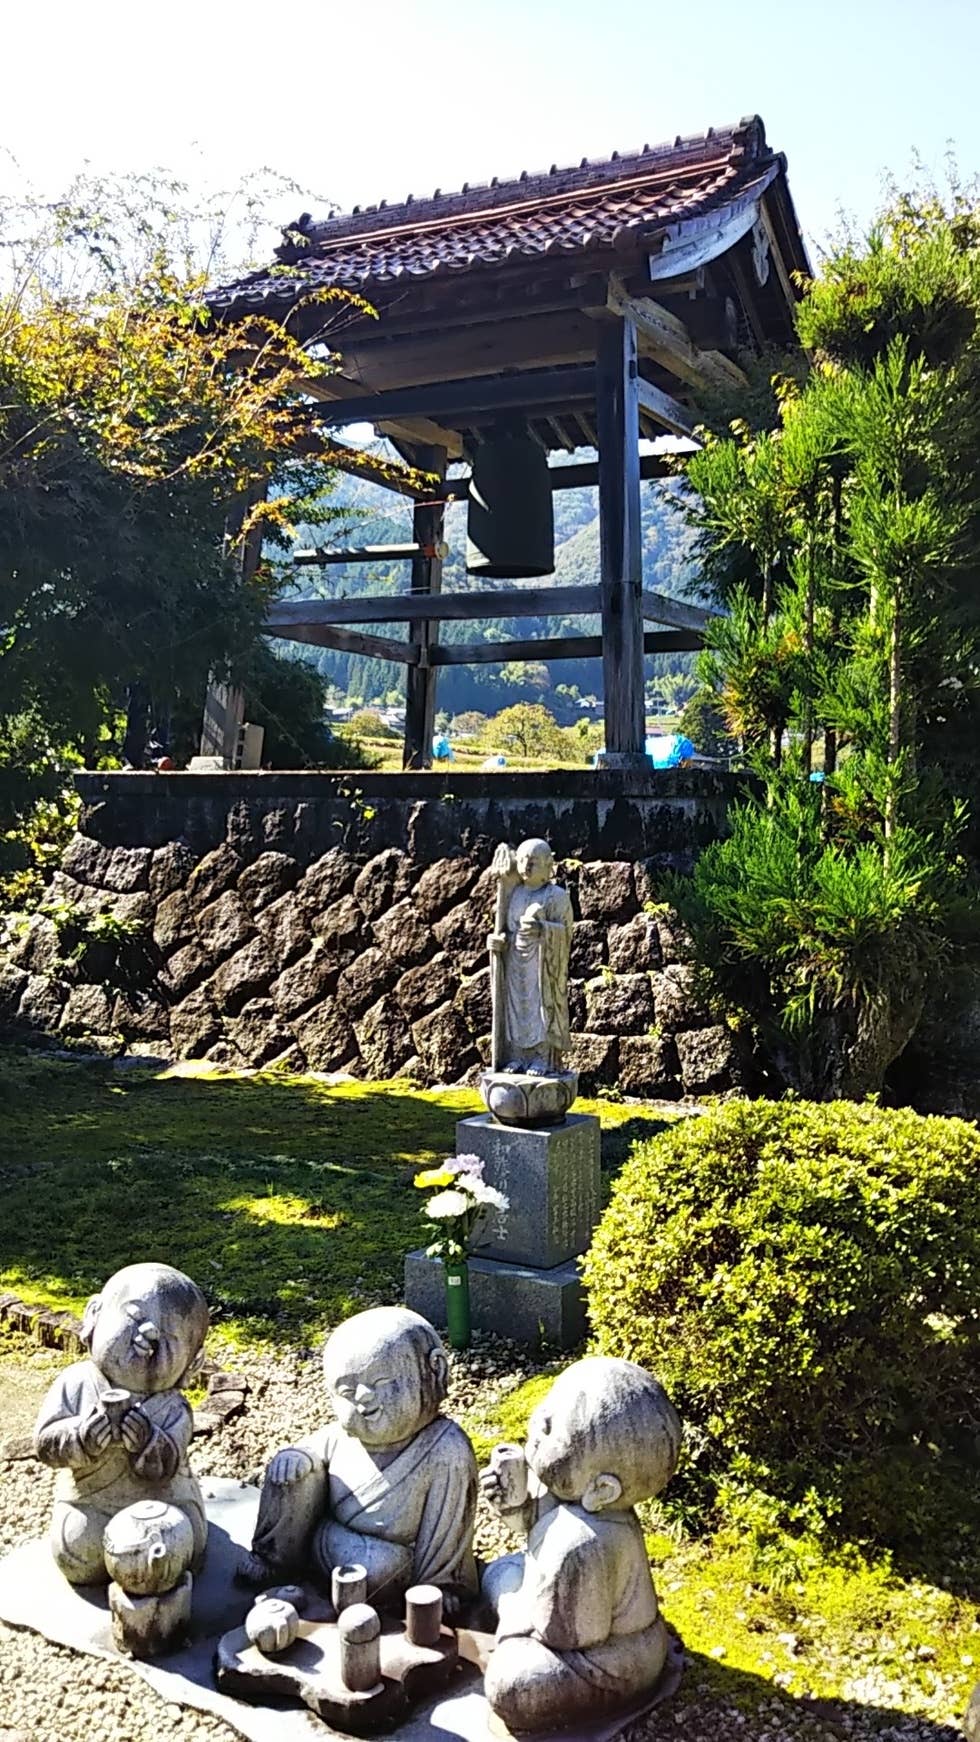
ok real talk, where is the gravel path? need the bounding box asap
[0,1334,966,1742]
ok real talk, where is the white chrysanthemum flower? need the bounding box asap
[425,1189,471,1220]
[451,1153,484,1177]
[468,1179,509,1213]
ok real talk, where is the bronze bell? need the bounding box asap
[466,430,555,579]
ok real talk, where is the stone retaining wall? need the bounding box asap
[0,769,746,1098]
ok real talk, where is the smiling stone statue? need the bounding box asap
[239,1306,478,1612]
[33,1262,209,1586]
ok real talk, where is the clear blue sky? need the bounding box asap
[6,0,980,262]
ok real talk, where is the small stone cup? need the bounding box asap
[490,1441,528,1510]
[102,1387,132,1440]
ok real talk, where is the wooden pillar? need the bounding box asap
[200,479,266,764]
[596,318,648,766]
[403,444,447,770]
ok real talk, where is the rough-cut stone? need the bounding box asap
[413,856,477,922]
[255,891,310,966]
[148,839,196,901]
[102,845,152,894]
[675,1024,739,1094]
[186,844,243,908]
[584,973,655,1035]
[269,948,338,1020]
[577,861,638,923]
[160,940,208,997]
[372,900,434,967]
[650,963,710,1031]
[225,999,293,1067]
[153,888,195,955]
[411,1003,477,1081]
[59,983,114,1036]
[300,847,360,916]
[195,891,253,963]
[261,806,294,848]
[238,852,299,913]
[100,891,153,928]
[455,965,491,1034]
[567,979,587,1032]
[570,921,606,977]
[608,914,662,975]
[0,963,28,1019]
[353,995,414,1079]
[169,986,220,1057]
[225,798,262,859]
[17,974,69,1029]
[60,834,112,886]
[655,910,694,965]
[211,936,276,1015]
[313,893,366,966]
[336,946,399,1018]
[112,992,170,1041]
[11,915,60,976]
[291,1000,357,1071]
[354,848,412,920]
[617,1035,680,1098]
[432,900,485,974]
[568,1032,619,1090]
[395,954,458,1020]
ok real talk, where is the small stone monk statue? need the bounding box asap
[480,1356,681,1733]
[239,1306,478,1612]
[489,839,574,1075]
[33,1262,209,1585]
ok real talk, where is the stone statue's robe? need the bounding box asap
[503,881,573,1062]
[484,1503,667,1732]
[251,1414,478,1610]
[34,1358,205,1584]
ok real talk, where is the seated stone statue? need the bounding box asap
[240,1306,478,1612]
[480,1356,681,1733]
[33,1262,209,1586]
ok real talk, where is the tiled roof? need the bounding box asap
[213,115,787,311]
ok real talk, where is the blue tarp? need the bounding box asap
[432,736,454,761]
[644,734,696,768]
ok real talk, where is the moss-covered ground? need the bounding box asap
[2,1049,976,1730]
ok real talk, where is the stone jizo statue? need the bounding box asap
[240,1306,478,1613]
[33,1262,209,1586]
[488,839,574,1076]
[480,1356,681,1733]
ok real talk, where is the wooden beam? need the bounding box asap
[601,274,747,394]
[753,197,799,312]
[296,372,464,458]
[548,452,674,490]
[596,317,647,763]
[339,312,599,394]
[263,621,419,665]
[431,628,703,665]
[266,585,602,629]
[646,191,769,280]
[300,366,596,429]
[635,376,698,440]
[405,444,446,770]
[293,543,432,567]
[641,591,714,632]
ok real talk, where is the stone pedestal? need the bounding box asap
[405,1111,601,1349]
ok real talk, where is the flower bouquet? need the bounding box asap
[413,1153,508,1348]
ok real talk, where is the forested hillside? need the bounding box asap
[274,459,702,717]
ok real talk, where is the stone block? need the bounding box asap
[570,920,606,976]
[269,948,338,1020]
[650,963,710,1031]
[153,889,194,954]
[195,891,252,962]
[372,899,435,967]
[396,953,458,1019]
[59,984,114,1036]
[675,1024,740,1095]
[292,1001,357,1072]
[336,946,399,1017]
[148,839,195,901]
[313,894,367,966]
[255,892,310,967]
[455,966,491,1034]
[169,986,220,1058]
[238,851,299,913]
[353,994,414,1078]
[608,913,662,974]
[160,941,208,997]
[112,993,170,1041]
[577,862,638,922]
[413,856,477,921]
[432,901,485,974]
[655,910,694,965]
[211,936,275,1015]
[186,844,242,908]
[102,845,152,894]
[585,973,655,1034]
[617,1035,680,1098]
[404,1249,587,1350]
[60,834,112,886]
[567,1032,619,1091]
[300,847,359,916]
[455,1112,600,1269]
[17,973,69,1030]
[412,1003,477,1081]
[0,964,28,1020]
[225,999,293,1067]
[354,849,412,919]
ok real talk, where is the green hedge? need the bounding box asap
[582,1099,980,1547]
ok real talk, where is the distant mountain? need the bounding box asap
[273,456,702,717]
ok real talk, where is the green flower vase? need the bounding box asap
[445,1260,471,1350]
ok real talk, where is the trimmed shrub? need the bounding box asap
[582,1098,980,1547]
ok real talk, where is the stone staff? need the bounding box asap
[489,844,518,1073]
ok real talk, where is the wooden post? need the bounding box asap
[200,480,266,764]
[596,318,648,766]
[403,443,447,769]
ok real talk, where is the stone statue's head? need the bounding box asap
[82,1262,209,1395]
[323,1306,449,1448]
[524,1355,681,1513]
[515,838,555,890]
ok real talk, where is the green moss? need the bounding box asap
[0,1054,673,1350]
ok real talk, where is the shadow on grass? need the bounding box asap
[661,1647,968,1741]
[0,1055,477,1345]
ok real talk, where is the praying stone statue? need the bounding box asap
[480,1356,681,1733]
[239,1307,478,1613]
[33,1263,209,1586]
[483,839,577,1127]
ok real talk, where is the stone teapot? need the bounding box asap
[103,1499,195,1595]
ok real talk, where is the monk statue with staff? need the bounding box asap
[484,839,577,1125]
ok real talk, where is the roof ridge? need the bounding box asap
[278,115,767,259]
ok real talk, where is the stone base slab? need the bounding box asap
[404,1250,588,1349]
[456,1112,600,1269]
